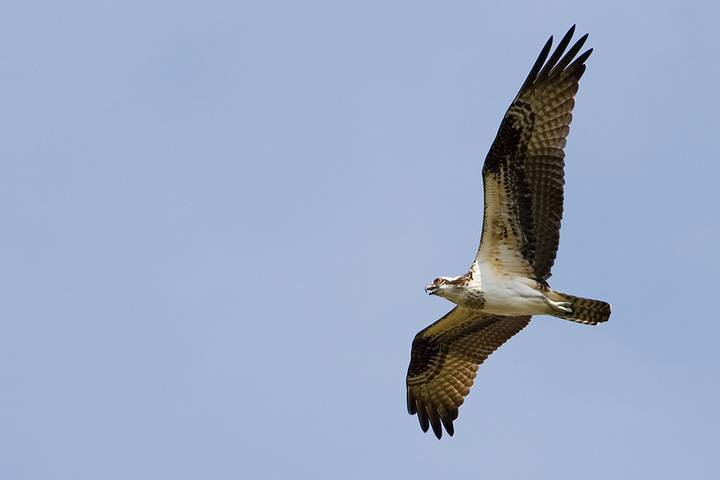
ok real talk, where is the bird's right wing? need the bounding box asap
[406,307,531,439]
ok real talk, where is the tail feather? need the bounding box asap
[549,291,611,325]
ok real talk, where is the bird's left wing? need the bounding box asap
[406,307,531,438]
[474,26,592,281]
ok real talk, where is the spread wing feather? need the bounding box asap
[406,308,531,438]
[474,26,592,281]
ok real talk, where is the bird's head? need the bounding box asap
[425,276,462,297]
[425,277,448,296]
[426,273,472,301]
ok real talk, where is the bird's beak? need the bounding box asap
[425,284,438,295]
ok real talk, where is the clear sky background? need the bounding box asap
[2,1,719,478]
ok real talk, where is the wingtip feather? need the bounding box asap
[407,390,416,415]
[417,405,430,433]
[440,416,455,437]
[428,409,443,439]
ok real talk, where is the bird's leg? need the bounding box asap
[546,299,572,315]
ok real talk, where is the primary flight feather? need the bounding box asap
[406,26,611,439]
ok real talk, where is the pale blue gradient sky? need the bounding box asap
[2,1,719,478]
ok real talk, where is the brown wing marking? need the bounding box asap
[476,25,592,281]
[406,308,531,438]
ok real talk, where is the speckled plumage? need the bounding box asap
[407,26,611,439]
[407,308,530,439]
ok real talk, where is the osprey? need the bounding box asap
[406,26,611,439]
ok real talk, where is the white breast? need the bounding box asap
[476,263,548,315]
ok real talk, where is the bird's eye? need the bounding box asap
[434,278,444,285]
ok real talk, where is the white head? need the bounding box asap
[425,275,469,302]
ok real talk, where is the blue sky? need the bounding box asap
[2,1,719,478]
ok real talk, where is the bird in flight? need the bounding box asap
[406,26,611,439]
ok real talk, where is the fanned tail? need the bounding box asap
[549,291,611,325]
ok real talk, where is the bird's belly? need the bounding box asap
[479,278,549,316]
